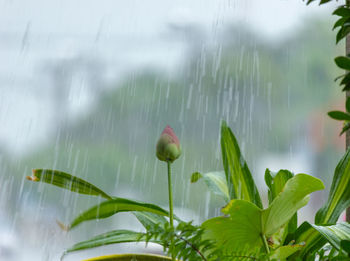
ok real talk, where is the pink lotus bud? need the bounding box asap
[156,125,181,163]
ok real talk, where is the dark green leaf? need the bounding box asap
[341,240,350,254]
[340,122,350,136]
[221,121,262,208]
[328,111,350,121]
[335,56,350,70]
[346,97,350,113]
[336,26,350,44]
[315,148,350,224]
[334,17,350,30]
[26,169,112,199]
[333,7,350,17]
[67,198,170,230]
[340,73,350,85]
[342,82,350,91]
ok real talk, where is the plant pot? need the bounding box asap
[83,254,173,261]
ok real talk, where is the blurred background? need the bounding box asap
[0,0,347,260]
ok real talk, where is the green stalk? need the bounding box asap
[167,161,175,261]
[261,233,270,256]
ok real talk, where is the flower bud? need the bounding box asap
[156,125,181,163]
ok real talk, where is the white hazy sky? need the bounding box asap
[0,0,337,154]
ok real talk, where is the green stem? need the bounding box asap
[167,161,175,261]
[261,233,270,255]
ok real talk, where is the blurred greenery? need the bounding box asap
[1,16,346,235]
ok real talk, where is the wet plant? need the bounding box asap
[27,121,350,260]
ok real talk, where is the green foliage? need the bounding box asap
[28,122,350,260]
[315,148,350,224]
[221,121,262,208]
[190,171,229,202]
[27,169,112,199]
[66,197,171,230]
[202,174,324,257]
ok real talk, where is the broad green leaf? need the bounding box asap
[315,148,350,224]
[328,111,350,121]
[190,171,229,202]
[221,121,262,208]
[202,200,263,252]
[262,174,324,236]
[335,56,350,70]
[64,230,151,254]
[26,169,112,199]
[66,198,170,230]
[83,254,172,261]
[269,245,304,260]
[203,174,324,252]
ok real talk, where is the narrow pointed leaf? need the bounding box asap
[264,169,297,240]
[294,222,350,258]
[64,230,151,253]
[315,148,350,224]
[26,169,112,199]
[67,198,170,230]
[190,171,229,202]
[83,254,172,261]
[133,211,167,229]
[221,121,262,208]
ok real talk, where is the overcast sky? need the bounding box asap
[0,0,337,154]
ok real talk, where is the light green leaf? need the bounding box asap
[315,148,350,224]
[264,169,296,243]
[27,169,112,199]
[190,171,229,202]
[269,245,304,260]
[203,174,324,252]
[264,169,294,204]
[83,254,172,261]
[66,198,170,230]
[202,200,263,252]
[221,121,262,208]
[262,174,324,236]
